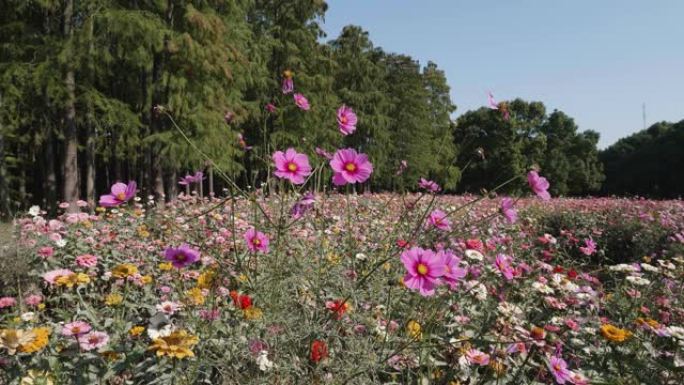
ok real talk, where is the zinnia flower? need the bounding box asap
[42,269,74,285]
[272,148,312,184]
[426,209,451,231]
[62,321,91,337]
[244,228,269,253]
[336,105,357,135]
[164,244,201,269]
[148,330,199,359]
[330,148,373,185]
[325,299,350,319]
[0,297,16,309]
[501,197,517,223]
[293,93,310,110]
[75,254,98,268]
[78,331,109,351]
[527,171,551,201]
[156,301,183,315]
[401,247,446,296]
[99,181,136,207]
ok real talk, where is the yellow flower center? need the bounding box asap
[417,263,428,275]
[71,327,80,334]
[116,192,126,201]
[287,162,298,172]
[253,238,261,246]
[345,163,357,172]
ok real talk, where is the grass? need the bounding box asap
[0,221,23,294]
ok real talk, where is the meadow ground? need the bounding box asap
[1,193,683,384]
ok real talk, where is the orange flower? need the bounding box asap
[600,324,632,343]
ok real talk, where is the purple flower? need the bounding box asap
[438,250,467,289]
[418,178,440,193]
[494,253,515,281]
[501,197,518,224]
[99,181,136,207]
[426,209,451,231]
[291,192,316,219]
[293,93,310,110]
[527,171,551,201]
[579,238,597,256]
[164,244,201,268]
[244,228,269,253]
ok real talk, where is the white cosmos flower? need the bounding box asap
[465,250,484,261]
[29,205,41,216]
[256,350,275,371]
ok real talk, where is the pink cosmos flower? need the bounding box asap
[418,178,440,193]
[164,244,201,268]
[0,297,16,309]
[494,254,515,280]
[265,103,277,113]
[293,93,310,110]
[62,321,92,337]
[329,148,373,186]
[244,228,269,253]
[78,331,109,351]
[395,160,408,176]
[579,238,596,256]
[547,356,572,384]
[426,209,451,231]
[527,171,551,201]
[43,269,75,285]
[291,192,316,219]
[401,247,446,296]
[75,254,98,268]
[438,250,467,289]
[282,78,294,94]
[336,105,357,135]
[99,181,137,207]
[272,148,312,184]
[315,147,333,160]
[466,349,490,366]
[501,197,517,223]
[567,372,589,385]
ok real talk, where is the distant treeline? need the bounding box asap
[600,120,684,199]
[0,1,678,218]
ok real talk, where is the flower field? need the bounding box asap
[1,191,684,384]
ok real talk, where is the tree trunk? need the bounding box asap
[62,0,79,212]
[0,117,8,218]
[45,128,57,215]
[208,166,214,198]
[85,17,96,210]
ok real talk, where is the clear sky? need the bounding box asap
[321,0,684,148]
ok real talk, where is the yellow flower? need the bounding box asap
[18,327,50,354]
[105,293,124,306]
[20,370,54,385]
[137,225,150,238]
[55,273,90,288]
[197,270,216,289]
[243,307,263,321]
[148,330,198,359]
[600,324,632,343]
[37,304,46,311]
[283,69,294,78]
[111,264,138,279]
[237,274,248,283]
[185,287,205,306]
[635,317,660,329]
[129,326,145,337]
[158,262,173,271]
[490,359,507,377]
[1,329,35,355]
[141,275,153,285]
[327,253,341,265]
[95,207,106,213]
[406,320,422,340]
[101,350,122,362]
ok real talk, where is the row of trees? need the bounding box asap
[0,1,610,218]
[600,120,684,198]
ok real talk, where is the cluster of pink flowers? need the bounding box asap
[401,247,466,296]
[61,321,109,351]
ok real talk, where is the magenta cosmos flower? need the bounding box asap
[272,148,312,184]
[579,238,597,256]
[164,244,201,268]
[494,253,516,281]
[336,105,357,135]
[501,197,517,224]
[244,228,269,253]
[426,209,451,231]
[527,171,551,201]
[330,148,373,186]
[401,247,446,296]
[547,356,572,384]
[293,93,310,110]
[99,181,136,207]
[282,70,294,94]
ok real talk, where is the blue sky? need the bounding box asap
[322,0,684,148]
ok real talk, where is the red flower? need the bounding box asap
[396,239,410,249]
[325,300,349,319]
[465,239,483,251]
[310,340,328,363]
[553,266,565,274]
[230,291,253,309]
[567,269,578,280]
